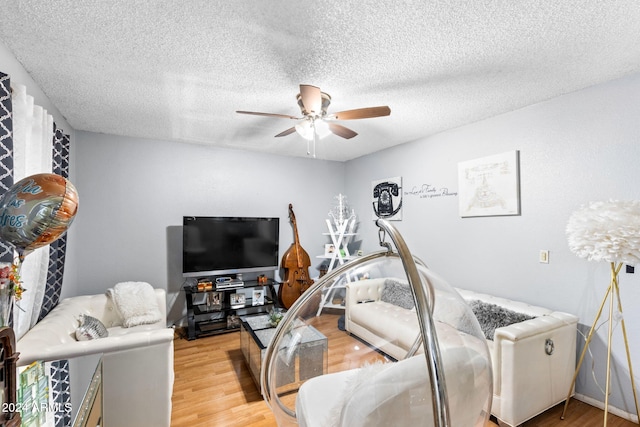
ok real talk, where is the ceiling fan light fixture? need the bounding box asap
[295,118,331,140]
[295,120,314,140]
[314,119,331,139]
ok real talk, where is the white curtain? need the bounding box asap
[11,83,54,340]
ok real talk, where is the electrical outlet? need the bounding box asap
[539,250,549,264]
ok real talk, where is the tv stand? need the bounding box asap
[183,275,277,340]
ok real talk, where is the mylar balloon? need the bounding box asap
[0,173,79,258]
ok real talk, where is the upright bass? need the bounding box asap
[278,204,314,309]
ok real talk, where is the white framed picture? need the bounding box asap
[230,293,246,308]
[252,288,265,306]
[458,150,520,217]
[324,243,336,256]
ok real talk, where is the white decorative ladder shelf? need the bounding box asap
[316,215,357,315]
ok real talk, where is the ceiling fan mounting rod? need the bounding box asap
[296,89,331,117]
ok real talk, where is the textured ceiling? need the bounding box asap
[1,1,640,161]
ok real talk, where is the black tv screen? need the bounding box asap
[182,216,280,277]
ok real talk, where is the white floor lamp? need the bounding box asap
[562,200,640,426]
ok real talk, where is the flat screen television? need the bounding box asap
[182,216,280,277]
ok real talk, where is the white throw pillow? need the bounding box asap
[106,281,163,328]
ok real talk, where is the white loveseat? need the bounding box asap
[344,278,578,427]
[17,288,175,427]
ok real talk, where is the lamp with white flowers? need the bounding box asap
[561,200,640,426]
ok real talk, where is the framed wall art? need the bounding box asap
[458,150,520,218]
[371,176,403,220]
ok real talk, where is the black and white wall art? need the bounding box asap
[372,176,403,220]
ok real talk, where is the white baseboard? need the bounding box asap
[574,393,639,423]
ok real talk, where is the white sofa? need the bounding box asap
[17,288,175,427]
[344,278,578,427]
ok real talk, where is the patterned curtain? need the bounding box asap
[11,83,54,339]
[0,72,13,263]
[1,75,71,323]
[39,127,70,321]
[0,72,72,427]
[50,359,71,427]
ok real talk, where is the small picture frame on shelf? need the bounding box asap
[230,293,246,309]
[206,291,222,311]
[324,243,336,256]
[252,288,265,306]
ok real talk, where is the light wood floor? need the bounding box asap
[171,313,637,427]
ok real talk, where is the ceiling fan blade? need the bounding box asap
[299,84,322,115]
[236,110,300,120]
[330,106,391,120]
[328,123,358,139]
[275,127,297,137]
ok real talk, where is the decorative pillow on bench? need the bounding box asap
[75,314,109,341]
[469,300,535,340]
[380,278,415,310]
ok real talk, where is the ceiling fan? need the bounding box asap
[236,84,390,156]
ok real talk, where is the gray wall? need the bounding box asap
[69,131,345,325]
[344,72,640,416]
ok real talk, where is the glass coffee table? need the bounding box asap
[240,313,327,394]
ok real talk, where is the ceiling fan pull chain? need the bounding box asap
[312,121,317,158]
